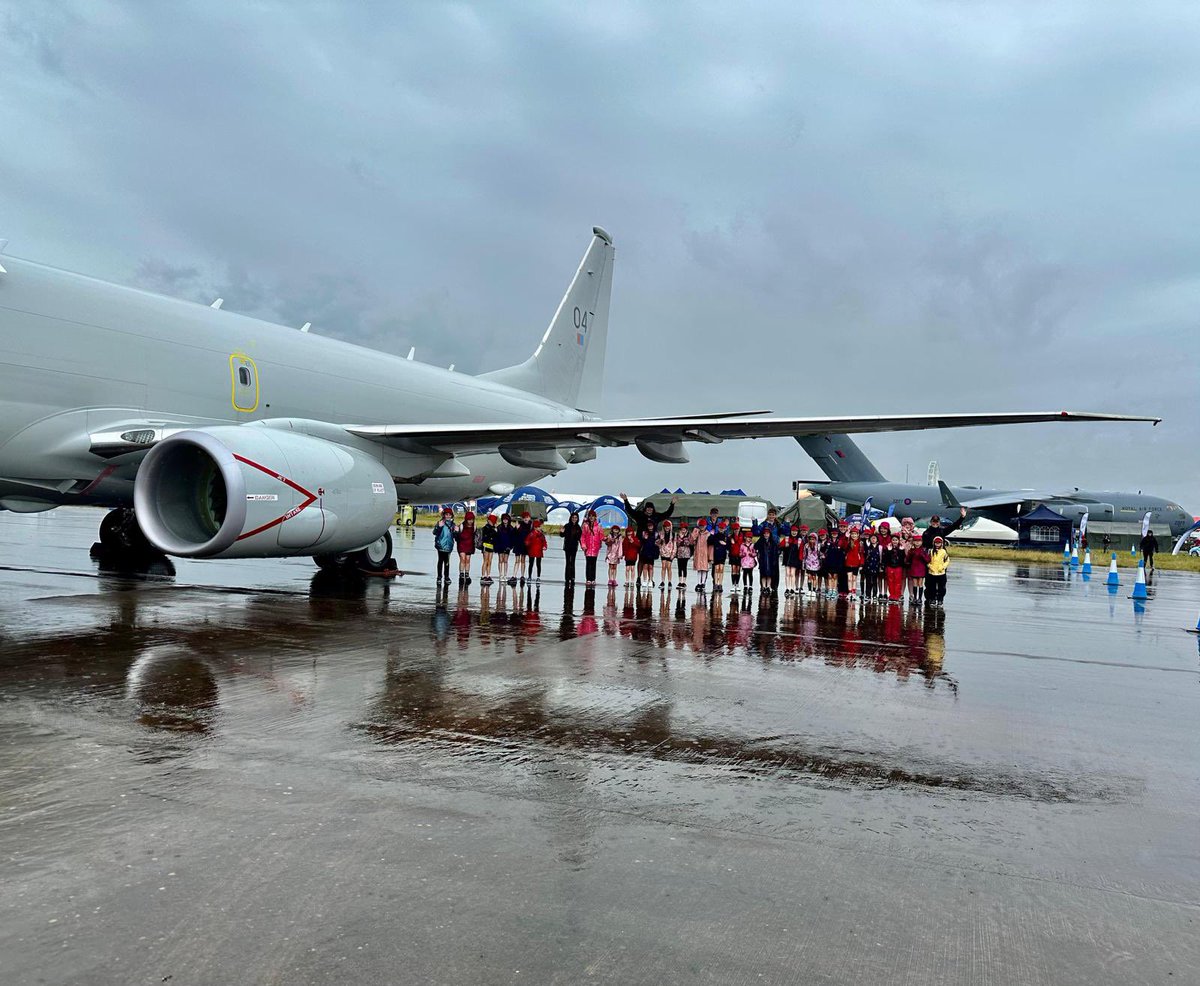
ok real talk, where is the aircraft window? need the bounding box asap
[238,366,252,387]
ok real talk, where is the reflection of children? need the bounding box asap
[657,521,677,588]
[622,528,642,587]
[674,522,693,588]
[525,519,548,583]
[605,526,624,587]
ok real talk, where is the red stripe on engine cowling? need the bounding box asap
[232,453,319,541]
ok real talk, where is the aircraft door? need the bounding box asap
[229,354,259,413]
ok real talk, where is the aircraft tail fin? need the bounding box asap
[480,227,614,412]
[937,480,963,509]
[795,434,887,483]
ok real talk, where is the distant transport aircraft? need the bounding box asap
[0,228,1160,572]
[796,434,1191,537]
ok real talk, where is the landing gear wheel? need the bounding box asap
[97,508,153,553]
[92,508,163,569]
[354,531,394,573]
[313,553,346,572]
[98,509,125,550]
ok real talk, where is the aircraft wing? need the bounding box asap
[947,489,1109,510]
[347,410,1159,466]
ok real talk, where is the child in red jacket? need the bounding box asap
[525,519,548,583]
[622,529,641,588]
[456,511,477,584]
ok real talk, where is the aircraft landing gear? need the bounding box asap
[92,507,173,573]
[95,507,154,555]
[314,530,395,575]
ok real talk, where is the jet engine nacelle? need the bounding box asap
[133,427,396,559]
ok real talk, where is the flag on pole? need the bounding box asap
[859,497,873,536]
[887,503,896,518]
[1142,511,1152,537]
[1079,511,1088,539]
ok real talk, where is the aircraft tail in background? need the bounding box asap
[480,227,613,413]
[795,433,887,483]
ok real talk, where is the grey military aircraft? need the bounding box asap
[796,434,1191,537]
[0,227,1160,572]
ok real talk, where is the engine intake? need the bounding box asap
[134,427,396,558]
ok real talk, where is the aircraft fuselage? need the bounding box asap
[0,256,579,511]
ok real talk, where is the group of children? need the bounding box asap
[434,499,962,607]
[432,508,550,586]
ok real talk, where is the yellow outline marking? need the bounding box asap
[229,353,260,412]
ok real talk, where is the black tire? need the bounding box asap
[118,512,154,554]
[354,531,394,572]
[98,509,125,549]
[313,553,346,571]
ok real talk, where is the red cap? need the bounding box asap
[487,514,498,523]
[533,519,543,527]
[818,528,827,536]
[442,507,453,515]
[521,511,531,519]
[718,520,727,529]
[464,511,475,521]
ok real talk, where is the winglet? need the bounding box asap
[937,480,963,509]
[211,298,224,309]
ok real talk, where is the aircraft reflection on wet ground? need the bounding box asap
[3,510,1200,985]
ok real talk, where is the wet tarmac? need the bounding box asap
[2,508,1198,985]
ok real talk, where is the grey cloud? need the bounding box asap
[0,0,1196,505]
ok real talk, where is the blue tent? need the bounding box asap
[1017,504,1072,551]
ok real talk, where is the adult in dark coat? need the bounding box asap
[922,507,968,549]
[561,512,582,585]
[1141,530,1160,571]
[620,493,678,538]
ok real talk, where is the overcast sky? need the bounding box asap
[2,2,1196,507]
